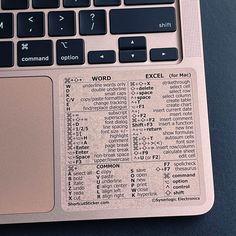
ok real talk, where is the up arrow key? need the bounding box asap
[119,37,146,50]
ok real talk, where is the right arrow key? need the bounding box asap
[150,48,178,62]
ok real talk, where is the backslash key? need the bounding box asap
[17,40,53,67]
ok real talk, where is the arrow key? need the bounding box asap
[150,48,178,62]
[119,50,147,63]
[119,36,146,50]
[17,12,44,38]
[88,50,116,64]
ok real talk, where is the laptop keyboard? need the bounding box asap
[0,0,179,68]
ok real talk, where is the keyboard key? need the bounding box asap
[56,39,85,65]
[79,10,106,35]
[94,0,121,6]
[110,7,176,34]
[32,0,59,9]
[48,11,76,36]
[63,0,90,7]
[150,48,178,61]
[0,42,14,67]
[119,37,146,50]
[17,12,44,38]
[17,40,53,67]
[1,0,29,10]
[0,13,13,39]
[88,50,116,64]
[119,50,147,63]
[125,0,174,5]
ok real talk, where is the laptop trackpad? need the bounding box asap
[0,77,54,214]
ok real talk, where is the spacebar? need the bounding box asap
[110,7,176,34]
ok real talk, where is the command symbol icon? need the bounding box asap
[21,43,29,50]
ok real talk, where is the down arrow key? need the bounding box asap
[119,49,147,63]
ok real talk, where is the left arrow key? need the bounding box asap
[88,50,116,64]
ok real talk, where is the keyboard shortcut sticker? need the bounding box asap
[60,69,203,211]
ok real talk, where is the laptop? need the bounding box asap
[0,0,214,224]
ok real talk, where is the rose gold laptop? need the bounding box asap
[0,0,214,224]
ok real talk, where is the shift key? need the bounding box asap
[17,40,53,67]
[110,7,176,34]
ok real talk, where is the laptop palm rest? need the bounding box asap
[0,77,54,215]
